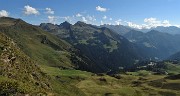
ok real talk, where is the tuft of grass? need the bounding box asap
[41,65,92,78]
[164,62,180,74]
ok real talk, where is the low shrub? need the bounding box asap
[0,81,19,96]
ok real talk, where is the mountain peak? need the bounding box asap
[40,23,52,27]
[0,17,15,20]
[0,17,26,26]
[148,30,161,33]
[74,21,87,27]
[60,21,71,25]
[101,27,111,31]
[59,21,71,29]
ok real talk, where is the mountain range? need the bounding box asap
[168,51,180,61]
[101,24,180,60]
[138,26,180,35]
[100,24,132,35]
[0,17,180,95]
[1,17,180,73]
[102,24,180,35]
[124,30,180,60]
[40,21,141,72]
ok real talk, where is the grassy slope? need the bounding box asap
[42,65,180,96]
[0,17,86,95]
[0,17,73,68]
[165,62,180,74]
[0,32,52,95]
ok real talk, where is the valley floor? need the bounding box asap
[41,65,180,96]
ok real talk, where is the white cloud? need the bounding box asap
[126,22,144,29]
[48,16,57,24]
[144,17,161,28]
[100,20,104,25]
[24,5,39,15]
[0,10,9,17]
[162,20,171,27]
[115,19,122,25]
[86,15,96,21]
[144,18,172,28]
[144,18,158,23]
[103,15,107,19]
[109,18,112,20]
[45,8,54,14]
[96,6,107,12]
[125,17,174,29]
[174,25,180,28]
[76,13,82,17]
[82,17,87,22]
[60,16,70,21]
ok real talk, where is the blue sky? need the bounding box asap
[0,0,180,29]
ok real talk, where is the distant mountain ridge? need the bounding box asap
[137,26,180,35]
[168,51,180,61]
[124,30,180,59]
[100,24,132,35]
[40,21,141,72]
[101,24,180,35]
[100,24,180,59]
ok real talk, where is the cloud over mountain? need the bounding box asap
[48,16,57,24]
[45,8,54,14]
[24,5,39,15]
[76,13,82,17]
[82,17,87,22]
[0,10,9,17]
[126,17,177,29]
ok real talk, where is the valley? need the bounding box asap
[0,17,180,96]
